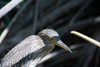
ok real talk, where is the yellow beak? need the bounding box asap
[56,40,72,53]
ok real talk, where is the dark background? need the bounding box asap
[0,0,100,67]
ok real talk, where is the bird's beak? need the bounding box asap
[56,40,72,53]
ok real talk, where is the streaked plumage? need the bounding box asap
[0,29,71,67]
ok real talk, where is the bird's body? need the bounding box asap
[0,29,71,67]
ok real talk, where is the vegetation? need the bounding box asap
[0,0,100,67]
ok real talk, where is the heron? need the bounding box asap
[0,29,72,67]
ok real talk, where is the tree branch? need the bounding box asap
[0,0,23,19]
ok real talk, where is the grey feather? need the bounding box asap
[1,35,54,67]
[0,29,69,67]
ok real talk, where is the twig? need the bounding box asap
[71,31,100,47]
[32,0,39,34]
[82,49,96,67]
[58,16,100,36]
[41,0,87,29]
[45,45,93,67]
[39,0,44,30]
[47,14,73,28]
[94,48,100,67]
[0,0,24,19]
[70,0,92,23]
[5,15,10,23]
[61,0,92,37]
[82,29,100,67]
[43,29,100,67]
[0,0,32,44]
[39,42,90,64]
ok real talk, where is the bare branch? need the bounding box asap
[61,0,92,37]
[0,0,32,44]
[32,0,39,34]
[71,31,100,47]
[70,0,92,23]
[0,0,24,19]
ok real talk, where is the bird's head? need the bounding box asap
[38,29,72,53]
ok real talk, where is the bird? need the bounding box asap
[0,29,72,67]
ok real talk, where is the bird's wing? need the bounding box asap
[1,35,45,67]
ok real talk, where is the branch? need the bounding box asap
[0,0,32,44]
[71,31,100,47]
[41,0,87,29]
[0,0,23,19]
[39,42,90,64]
[32,0,39,34]
[58,16,100,36]
[70,0,92,23]
[61,0,92,37]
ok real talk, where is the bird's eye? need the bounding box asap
[51,38,54,40]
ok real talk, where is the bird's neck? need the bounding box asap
[28,46,54,67]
